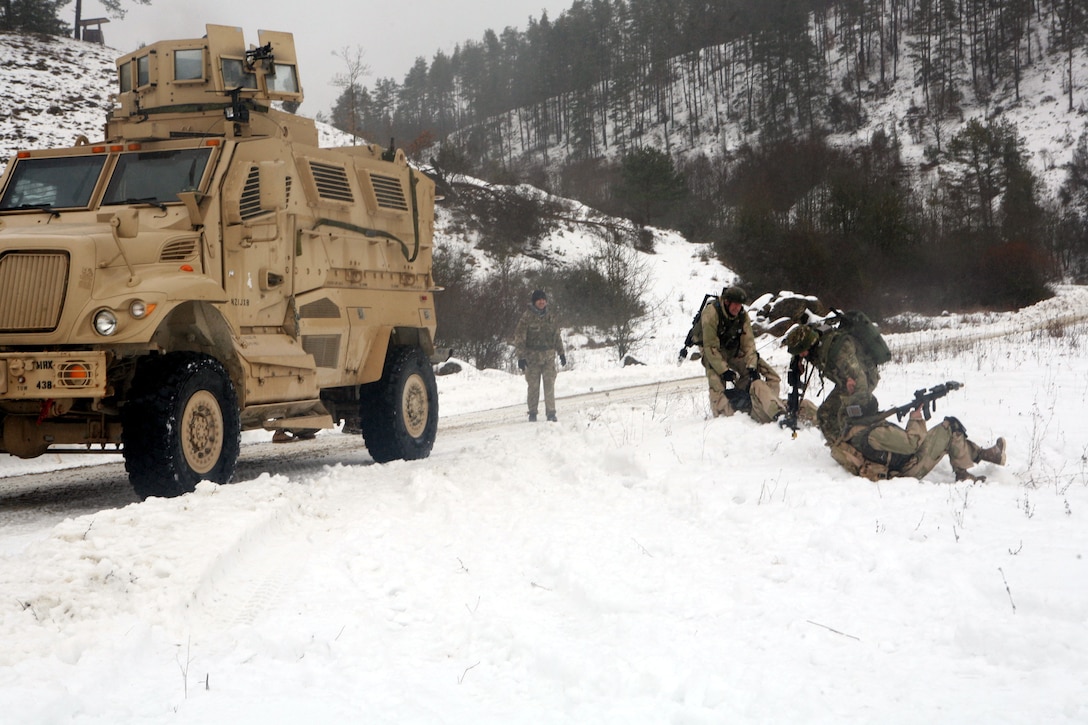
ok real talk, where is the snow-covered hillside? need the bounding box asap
[0,32,116,160]
[466,18,1088,197]
[5,21,1088,197]
[0,32,357,165]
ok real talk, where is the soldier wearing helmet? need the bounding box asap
[514,289,566,422]
[699,286,783,422]
[785,322,880,442]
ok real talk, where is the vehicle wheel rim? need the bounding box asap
[182,389,223,475]
[401,373,429,439]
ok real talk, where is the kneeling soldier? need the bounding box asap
[700,286,783,423]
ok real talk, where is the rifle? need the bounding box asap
[778,354,811,436]
[677,293,717,365]
[856,381,964,426]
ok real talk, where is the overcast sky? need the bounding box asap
[80,0,573,119]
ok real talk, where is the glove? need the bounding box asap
[721,369,738,384]
[559,354,566,366]
[747,368,759,381]
[518,358,527,371]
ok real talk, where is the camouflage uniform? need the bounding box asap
[700,292,783,423]
[807,328,881,442]
[514,297,566,420]
[831,414,1006,482]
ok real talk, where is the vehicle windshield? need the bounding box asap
[102,148,213,206]
[0,155,108,210]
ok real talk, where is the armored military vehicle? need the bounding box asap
[0,25,440,498]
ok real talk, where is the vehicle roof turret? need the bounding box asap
[107,24,313,144]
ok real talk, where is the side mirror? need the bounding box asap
[177,190,207,228]
[111,209,139,238]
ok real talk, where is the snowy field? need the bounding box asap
[2,229,1087,723]
[2,19,1088,725]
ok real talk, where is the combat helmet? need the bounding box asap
[785,324,819,355]
[721,286,747,304]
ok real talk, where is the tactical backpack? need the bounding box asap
[679,294,722,361]
[827,310,891,366]
[682,294,721,349]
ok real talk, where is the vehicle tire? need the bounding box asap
[122,352,241,499]
[359,346,438,463]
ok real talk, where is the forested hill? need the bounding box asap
[332,0,1087,175]
[3,3,1088,320]
[325,0,1088,319]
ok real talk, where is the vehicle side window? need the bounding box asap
[268,63,299,94]
[174,49,204,81]
[136,55,150,87]
[221,58,257,89]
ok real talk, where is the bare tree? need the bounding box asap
[331,46,369,144]
[560,240,653,360]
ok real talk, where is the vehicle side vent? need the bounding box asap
[299,297,341,319]
[0,252,68,332]
[285,175,293,203]
[310,162,354,203]
[369,172,409,211]
[239,165,263,219]
[302,334,341,368]
[159,237,198,262]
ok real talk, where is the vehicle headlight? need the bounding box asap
[129,299,153,319]
[93,309,118,336]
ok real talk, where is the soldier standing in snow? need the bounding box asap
[828,405,1006,482]
[784,323,881,442]
[514,289,566,422]
[700,286,784,422]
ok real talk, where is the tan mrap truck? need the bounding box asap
[0,25,440,499]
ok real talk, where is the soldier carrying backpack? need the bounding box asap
[783,309,889,443]
[689,286,785,423]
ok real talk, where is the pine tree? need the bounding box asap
[615,147,688,226]
[1,0,67,33]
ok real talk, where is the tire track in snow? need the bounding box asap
[184,501,311,633]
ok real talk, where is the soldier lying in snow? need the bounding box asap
[830,406,1006,482]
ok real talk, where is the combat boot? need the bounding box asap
[977,437,1006,466]
[954,468,986,482]
[528,412,537,422]
[546,412,558,422]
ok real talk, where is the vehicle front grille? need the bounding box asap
[0,252,69,332]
